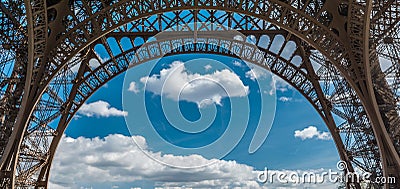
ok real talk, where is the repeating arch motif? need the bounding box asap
[19,22,374,188]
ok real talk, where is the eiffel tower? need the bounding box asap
[0,0,399,188]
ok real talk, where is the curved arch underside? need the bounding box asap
[0,0,399,188]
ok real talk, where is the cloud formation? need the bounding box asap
[245,65,268,81]
[269,75,292,95]
[49,134,338,189]
[78,100,128,117]
[49,134,259,188]
[140,61,249,107]
[70,54,102,73]
[294,126,332,140]
[204,64,212,71]
[233,61,243,67]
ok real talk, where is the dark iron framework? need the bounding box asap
[0,0,399,188]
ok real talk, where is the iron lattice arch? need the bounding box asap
[0,0,399,188]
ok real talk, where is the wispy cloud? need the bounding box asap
[204,64,212,71]
[278,96,292,102]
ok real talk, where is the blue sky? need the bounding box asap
[49,53,343,188]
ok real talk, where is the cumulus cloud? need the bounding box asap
[128,81,140,94]
[78,100,128,117]
[49,134,338,189]
[294,126,332,140]
[269,75,292,95]
[140,61,249,107]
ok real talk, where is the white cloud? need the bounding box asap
[204,64,212,71]
[78,100,128,117]
[294,126,332,140]
[70,63,81,73]
[245,65,268,81]
[128,81,140,93]
[49,134,338,189]
[49,134,258,188]
[233,61,243,67]
[89,58,101,69]
[140,61,249,107]
[278,97,292,102]
[233,35,244,41]
[70,55,102,73]
[269,75,291,95]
